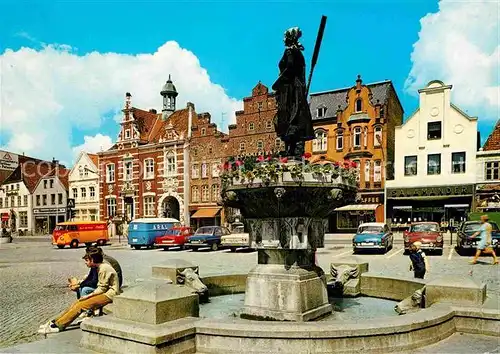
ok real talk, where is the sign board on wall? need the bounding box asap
[0,150,19,171]
[387,184,474,198]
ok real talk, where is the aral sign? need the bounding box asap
[387,184,474,198]
[0,150,18,171]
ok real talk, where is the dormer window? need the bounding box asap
[125,130,131,139]
[317,107,326,118]
[355,99,362,113]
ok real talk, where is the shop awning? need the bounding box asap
[1,213,9,221]
[392,206,412,210]
[335,204,379,212]
[191,207,221,219]
[444,204,469,208]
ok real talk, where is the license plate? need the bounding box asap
[132,238,138,242]
[361,242,373,246]
[191,240,200,244]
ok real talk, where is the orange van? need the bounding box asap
[52,221,109,249]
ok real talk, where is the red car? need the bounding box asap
[403,222,443,254]
[154,226,194,250]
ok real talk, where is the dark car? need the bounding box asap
[186,226,230,251]
[456,221,500,254]
[403,222,444,254]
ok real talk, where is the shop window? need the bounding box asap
[106,198,116,218]
[192,164,200,179]
[143,196,155,217]
[374,127,382,147]
[336,130,343,150]
[106,164,115,183]
[485,161,500,180]
[427,122,442,140]
[144,158,155,179]
[313,129,327,152]
[451,152,466,174]
[374,160,382,182]
[192,186,199,202]
[353,127,362,147]
[404,156,417,176]
[212,184,220,202]
[427,154,441,175]
[355,99,362,112]
[201,185,209,202]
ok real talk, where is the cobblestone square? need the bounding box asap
[1,235,499,349]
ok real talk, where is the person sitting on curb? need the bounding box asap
[408,241,429,279]
[38,247,120,334]
[68,259,98,300]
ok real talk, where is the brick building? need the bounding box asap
[98,77,197,226]
[306,76,404,231]
[188,82,280,227]
[476,119,500,211]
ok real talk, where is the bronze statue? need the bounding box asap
[272,27,313,158]
[272,18,327,159]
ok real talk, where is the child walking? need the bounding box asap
[409,241,429,279]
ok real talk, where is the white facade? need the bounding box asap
[0,181,32,233]
[69,152,100,221]
[387,81,478,189]
[32,174,68,233]
[476,149,500,185]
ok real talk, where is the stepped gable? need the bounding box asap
[482,119,500,151]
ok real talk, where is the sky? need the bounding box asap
[0,0,498,166]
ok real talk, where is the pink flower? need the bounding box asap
[266,155,272,161]
[235,160,243,167]
[257,155,265,162]
[280,157,289,163]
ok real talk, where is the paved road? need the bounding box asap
[0,235,498,349]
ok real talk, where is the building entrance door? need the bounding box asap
[124,197,134,221]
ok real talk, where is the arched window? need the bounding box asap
[192,186,199,202]
[211,184,220,201]
[336,130,344,150]
[374,126,382,147]
[353,127,362,147]
[313,130,327,152]
[363,127,368,147]
[355,99,362,112]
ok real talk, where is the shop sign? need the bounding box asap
[33,208,66,214]
[0,150,18,171]
[360,195,382,204]
[387,185,474,198]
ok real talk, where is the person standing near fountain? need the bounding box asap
[272,27,314,159]
[408,242,429,279]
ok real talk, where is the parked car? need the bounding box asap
[352,222,393,253]
[456,220,500,254]
[403,222,443,254]
[221,225,254,252]
[154,226,194,250]
[186,226,230,251]
[128,218,181,250]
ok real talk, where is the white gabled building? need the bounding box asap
[385,80,478,227]
[68,152,100,221]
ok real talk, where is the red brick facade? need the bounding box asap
[483,119,500,151]
[98,93,194,225]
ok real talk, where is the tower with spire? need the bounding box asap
[160,75,178,120]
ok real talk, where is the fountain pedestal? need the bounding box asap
[241,249,330,321]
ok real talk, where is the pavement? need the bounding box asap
[0,233,499,353]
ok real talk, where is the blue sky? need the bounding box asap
[0,0,498,164]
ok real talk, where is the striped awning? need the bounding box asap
[335,204,379,212]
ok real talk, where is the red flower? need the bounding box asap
[280,157,289,163]
[350,161,358,168]
[266,155,272,161]
[302,152,312,159]
[222,162,229,171]
[236,160,243,167]
[333,161,340,167]
[257,155,265,162]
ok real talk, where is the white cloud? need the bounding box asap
[71,134,114,160]
[405,0,499,121]
[0,41,243,164]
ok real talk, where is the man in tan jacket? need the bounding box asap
[39,247,120,333]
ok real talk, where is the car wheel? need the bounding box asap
[230,247,237,252]
[163,247,169,251]
[70,239,79,248]
[180,245,186,250]
[57,245,65,249]
[133,245,141,250]
[211,243,219,251]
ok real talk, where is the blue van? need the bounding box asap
[128,218,180,249]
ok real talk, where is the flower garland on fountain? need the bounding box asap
[220,152,359,189]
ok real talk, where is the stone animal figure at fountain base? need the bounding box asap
[394,287,426,315]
